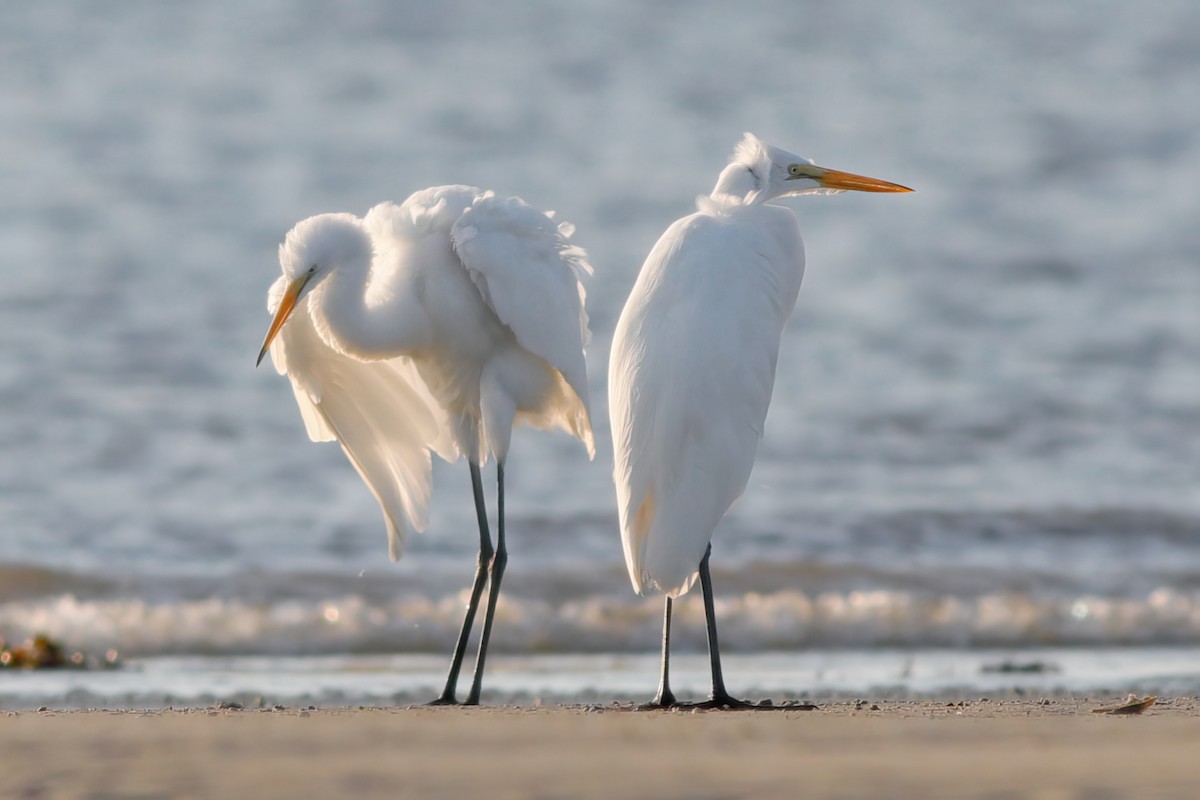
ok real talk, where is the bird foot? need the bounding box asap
[426,695,460,707]
[635,692,787,711]
[635,690,679,710]
[688,693,755,710]
[684,694,801,711]
[636,700,676,711]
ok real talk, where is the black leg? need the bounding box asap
[464,460,508,705]
[696,544,753,709]
[429,461,492,706]
[639,596,677,709]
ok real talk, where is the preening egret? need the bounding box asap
[609,134,911,708]
[258,186,594,705]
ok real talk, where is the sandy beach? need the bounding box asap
[3,698,1199,799]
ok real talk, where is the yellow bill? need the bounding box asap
[812,166,913,193]
[256,273,311,366]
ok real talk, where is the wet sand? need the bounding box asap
[3,698,1199,799]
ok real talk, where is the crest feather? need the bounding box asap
[731,132,770,171]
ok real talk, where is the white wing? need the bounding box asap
[450,193,595,457]
[609,204,805,597]
[268,286,453,560]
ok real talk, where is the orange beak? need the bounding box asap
[257,273,310,367]
[811,166,913,193]
[792,163,912,193]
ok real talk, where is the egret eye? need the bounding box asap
[788,164,803,177]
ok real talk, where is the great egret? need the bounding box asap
[257,186,594,705]
[609,134,911,708]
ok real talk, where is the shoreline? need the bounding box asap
[5,645,1200,712]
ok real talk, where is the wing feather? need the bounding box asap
[609,206,805,596]
[268,297,454,560]
[450,194,594,454]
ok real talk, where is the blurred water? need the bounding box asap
[1,1,1198,701]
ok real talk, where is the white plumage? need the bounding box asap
[611,196,806,598]
[259,185,594,704]
[609,133,911,707]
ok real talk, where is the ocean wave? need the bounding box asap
[4,585,1200,658]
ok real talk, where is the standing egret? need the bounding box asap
[609,134,911,708]
[258,186,594,705]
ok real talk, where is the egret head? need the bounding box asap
[712,133,912,205]
[257,213,372,366]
